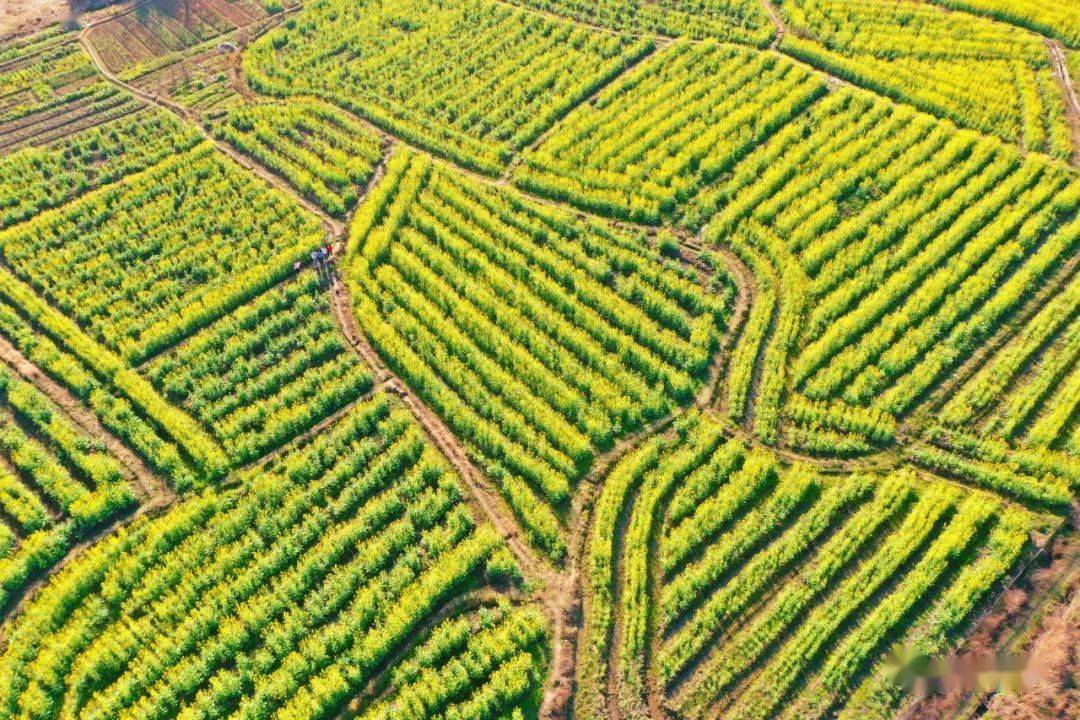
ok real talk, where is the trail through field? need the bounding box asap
[79,22,346,242]
[1047,39,1080,166]
[686,238,757,411]
[328,279,557,584]
[68,11,1078,718]
[761,0,785,50]
[328,276,587,720]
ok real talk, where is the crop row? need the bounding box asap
[244,0,652,175]
[777,0,1068,154]
[941,276,1080,433]
[929,0,1080,48]
[214,101,384,217]
[0,109,203,230]
[0,42,99,126]
[0,142,325,364]
[347,150,727,560]
[516,42,825,223]
[909,428,1075,510]
[694,79,1078,460]
[0,395,513,720]
[0,261,224,484]
[952,286,1080,455]
[0,25,69,65]
[0,291,201,488]
[359,603,549,720]
[146,274,374,465]
[581,416,1039,720]
[0,362,136,612]
[503,0,775,45]
[672,468,1026,720]
[85,0,270,76]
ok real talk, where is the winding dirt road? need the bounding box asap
[1047,39,1080,166]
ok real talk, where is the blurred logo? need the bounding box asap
[883,645,1053,697]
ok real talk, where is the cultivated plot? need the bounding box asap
[778,0,1073,160]
[0,33,143,154]
[503,0,775,46]
[243,0,653,175]
[0,395,537,720]
[212,101,385,217]
[346,151,732,560]
[516,42,825,224]
[580,412,1044,720]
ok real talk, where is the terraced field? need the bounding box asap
[0,1,1078,719]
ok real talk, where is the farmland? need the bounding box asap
[1,0,1079,719]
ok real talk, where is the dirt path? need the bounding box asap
[327,280,555,582]
[761,0,786,51]
[1046,39,1080,167]
[540,484,590,719]
[684,238,757,411]
[68,13,1039,719]
[327,277,587,720]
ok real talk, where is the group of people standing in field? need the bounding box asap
[296,243,337,284]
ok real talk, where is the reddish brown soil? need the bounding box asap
[1,0,69,40]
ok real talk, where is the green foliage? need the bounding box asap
[347,152,727,560]
[0,397,514,720]
[503,0,774,45]
[0,362,137,612]
[0,143,325,365]
[928,0,1080,48]
[146,274,374,465]
[517,42,825,223]
[244,0,652,174]
[214,101,384,217]
[0,109,202,230]
[359,603,549,720]
[777,0,1069,153]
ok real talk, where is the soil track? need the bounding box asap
[328,275,582,720]
[327,277,557,591]
[761,0,785,50]
[1047,39,1080,167]
[694,240,757,413]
